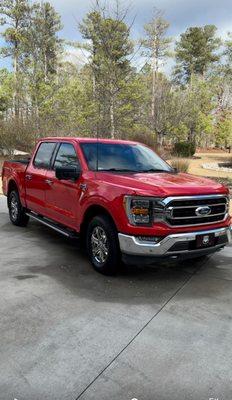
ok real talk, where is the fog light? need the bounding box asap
[137,236,162,243]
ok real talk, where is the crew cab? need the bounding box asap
[2,137,231,274]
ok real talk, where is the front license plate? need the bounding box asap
[196,233,215,248]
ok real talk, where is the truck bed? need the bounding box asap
[7,158,30,165]
[1,160,29,197]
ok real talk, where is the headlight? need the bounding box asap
[124,196,164,226]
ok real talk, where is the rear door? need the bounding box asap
[25,141,57,215]
[45,142,82,229]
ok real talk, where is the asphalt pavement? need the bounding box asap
[0,195,231,400]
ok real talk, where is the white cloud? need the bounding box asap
[63,46,90,67]
[1,0,232,71]
[217,22,232,40]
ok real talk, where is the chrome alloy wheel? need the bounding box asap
[10,194,19,221]
[91,226,109,264]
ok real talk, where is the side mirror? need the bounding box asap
[55,166,81,181]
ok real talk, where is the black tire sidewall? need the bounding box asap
[8,190,29,226]
[87,215,119,275]
[9,191,20,223]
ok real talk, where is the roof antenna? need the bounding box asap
[96,127,99,172]
[96,105,100,172]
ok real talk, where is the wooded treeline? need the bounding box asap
[0,0,232,153]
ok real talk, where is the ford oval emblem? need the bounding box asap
[195,206,211,216]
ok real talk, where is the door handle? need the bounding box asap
[45,179,54,186]
[25,174,32,181]
[79,183,87,192]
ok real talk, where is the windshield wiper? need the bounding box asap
[98,168,139,172]
[98,168,174,173]
[140,168,171,173]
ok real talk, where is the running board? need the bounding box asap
[26,211,79,239]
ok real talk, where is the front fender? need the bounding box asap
[80,194,123,230]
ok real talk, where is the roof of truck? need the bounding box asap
[40,137,139,145]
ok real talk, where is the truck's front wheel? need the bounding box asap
[86,215,120,275]
[8,190,29,227]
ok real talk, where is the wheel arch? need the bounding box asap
[80,204,118,238]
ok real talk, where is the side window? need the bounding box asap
[33,142,56,169]
[53,143,80,169]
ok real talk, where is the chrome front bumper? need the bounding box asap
[118,227,231,258]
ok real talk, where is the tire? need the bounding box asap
[8,190,29,227]
[86,214,120,275]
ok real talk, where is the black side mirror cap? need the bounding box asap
[55,166,81,181]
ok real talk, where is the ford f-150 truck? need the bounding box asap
[2,137,231,274]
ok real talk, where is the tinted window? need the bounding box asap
[54,143,80,169]
[81,143,172,173]
[34,142,56,169]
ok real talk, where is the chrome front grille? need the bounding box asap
[163,195,229,227]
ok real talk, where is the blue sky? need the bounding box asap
[1,0,232,71]
[49,0,232,39]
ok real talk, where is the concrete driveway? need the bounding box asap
[0,195,231,400]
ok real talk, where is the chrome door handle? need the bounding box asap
[45,179,53,186]
[79,183,87,191]
[26,174,32,181]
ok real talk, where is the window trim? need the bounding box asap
[51,142,81,171]
[33,141,58,170]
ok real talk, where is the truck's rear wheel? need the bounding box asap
[8,190,29,227]
[86,215,120,275]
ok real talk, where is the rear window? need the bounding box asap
[34,142,56,169]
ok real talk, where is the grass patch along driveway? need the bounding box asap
[188,151,232,181]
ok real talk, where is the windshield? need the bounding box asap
[81,142,173,173]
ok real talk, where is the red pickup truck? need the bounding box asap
[2,137,231,274]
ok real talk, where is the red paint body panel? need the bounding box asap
[2,137,231,238]
[25,164,48,215]
[2,161,28,206]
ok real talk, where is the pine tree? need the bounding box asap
[224,32,232,75]
[141,9,171,132]
[23,2,63,82]
[22,1,63,125]
[0,0,31,116]
[79,3,133,138]
[175,25,221,82]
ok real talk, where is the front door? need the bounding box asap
[45,142,82,229]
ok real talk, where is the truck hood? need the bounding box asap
[97,172,228,197]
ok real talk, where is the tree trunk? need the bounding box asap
[13,42,19,118]
[151,59,156,120]
[110,94,115,139]
[151,69,155,120]
[188,127,195,143]
[44,53,48,82]
[151,48,158,127]
[92,72,98,137]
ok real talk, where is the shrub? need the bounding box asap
[129,131,156,148]
[170,158,190,173]
[173,142,196,157]
[155,145,171,161]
